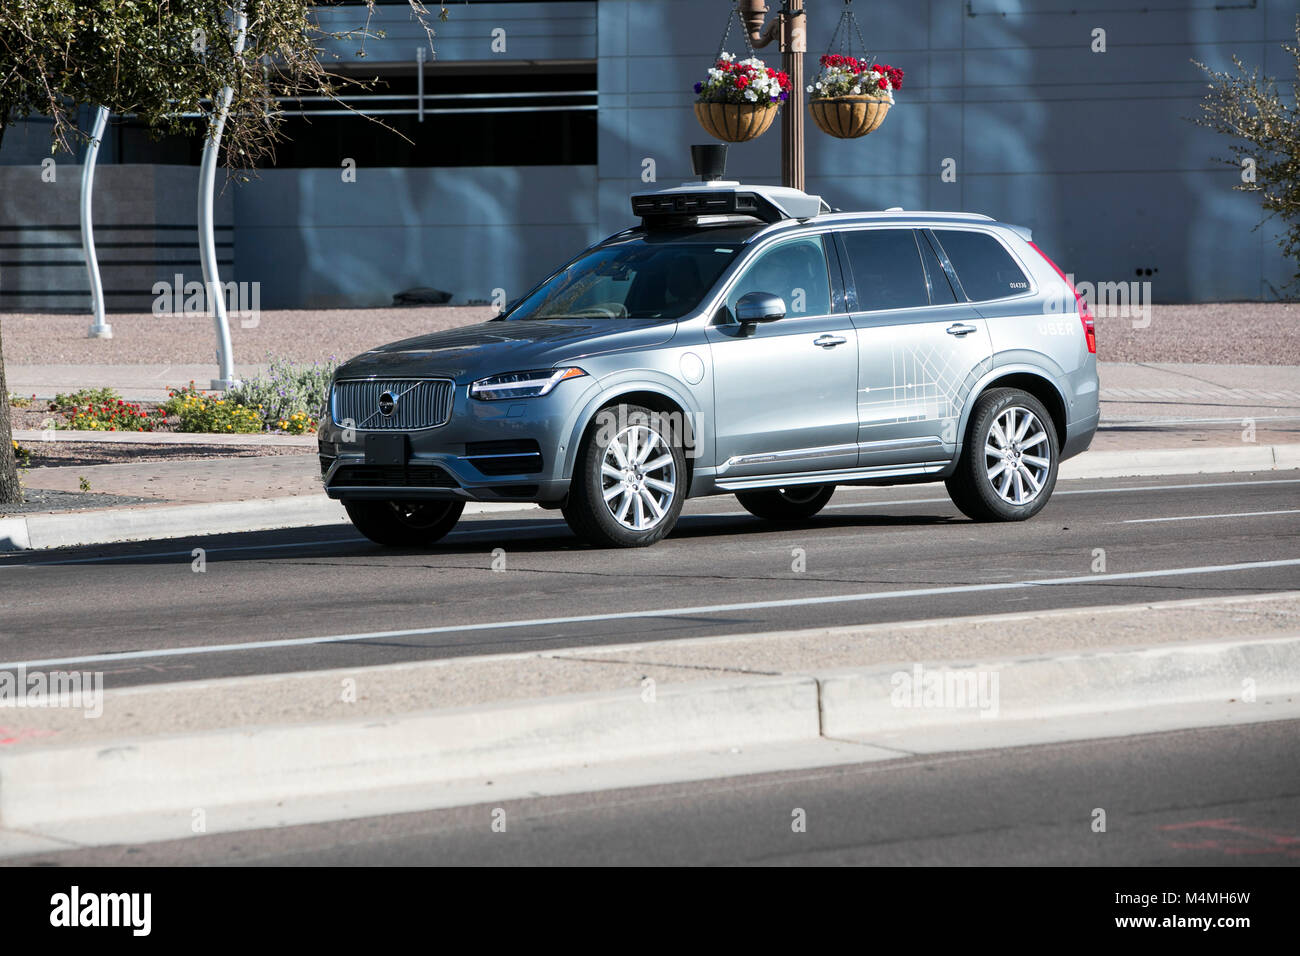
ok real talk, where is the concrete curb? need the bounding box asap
[0,676,819,830]
[818,636,1300,737]
[12,429,315,447]
[0,637,1294,836]
[0,496,538,551]
[1060,443,1300,479]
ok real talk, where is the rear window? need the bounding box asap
[931,230,1031,302]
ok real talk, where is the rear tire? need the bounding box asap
[735,484,835,522]
[344,499,465,546]
[562,403,687,548]
[945,388,1058,522]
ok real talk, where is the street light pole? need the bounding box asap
[739,0,806,191]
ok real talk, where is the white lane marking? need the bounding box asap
[1122,509,1300,525]
[2,558,1297,671]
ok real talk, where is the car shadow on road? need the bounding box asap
[0,511,964,567]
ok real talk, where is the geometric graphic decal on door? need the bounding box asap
[858,337,991,426]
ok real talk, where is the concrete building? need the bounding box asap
[1,0,1295,313]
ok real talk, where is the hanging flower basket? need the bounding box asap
[693,52,790,143]
[809,96,890,139]
[807,55,903,140]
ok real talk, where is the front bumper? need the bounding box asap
[317,378,596,503]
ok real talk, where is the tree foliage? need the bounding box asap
[1194,17,1300,293]
[0,1,444,169]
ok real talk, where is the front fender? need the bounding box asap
[560,369,710,482]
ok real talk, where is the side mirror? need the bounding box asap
[735,291,786,325]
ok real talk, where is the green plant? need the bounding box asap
[1193,16,1300,292]
[7,393,33,408]
[78,476,91,492]
[162,381,207,417]
[173,394,263,434]
[227,357,335,432]
[49,387,120,411]
[55,399,164,432]
[11,439,30,468]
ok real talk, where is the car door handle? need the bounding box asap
[946,323,978,337]
[813,334,847,348]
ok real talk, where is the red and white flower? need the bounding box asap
[694,52,791,106]
[807,54,903,103]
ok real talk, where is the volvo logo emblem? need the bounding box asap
[378,391,397,417]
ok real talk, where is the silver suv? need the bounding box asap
[319,179,1098,548]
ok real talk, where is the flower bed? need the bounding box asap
[53,398,166,432]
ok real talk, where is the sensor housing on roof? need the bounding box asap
[631,182,828,225]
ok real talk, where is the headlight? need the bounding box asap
[469,367,586,401]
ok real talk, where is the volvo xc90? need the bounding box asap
[319,176,1098,548]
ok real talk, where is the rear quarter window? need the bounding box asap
[932,230,1031,302]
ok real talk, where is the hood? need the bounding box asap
[335,319,677,382]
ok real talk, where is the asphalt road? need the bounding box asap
[15,719,1297,866]
[0,471,1296,689]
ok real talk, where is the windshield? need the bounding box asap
[505,239,742,320]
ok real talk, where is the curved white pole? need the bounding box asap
[82,105,112,339]
[200,5,247,390]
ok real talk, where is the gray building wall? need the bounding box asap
[0,1,1295,310]
[233,165,597,309]
[0,163,232,312]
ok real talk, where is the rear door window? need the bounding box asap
[930,230,1031,302]
[839,229,930,312]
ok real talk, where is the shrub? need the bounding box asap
[11,440,31,468]
[227,356,335,432]
[173,394,263,434]
[162,381,207,417]
[55,399,165,432]
[50,387,120,411]
[8,393,34,408]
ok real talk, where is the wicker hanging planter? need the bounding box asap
[694,101,779,143]
[806,2,903,140]
[809,95,890,139]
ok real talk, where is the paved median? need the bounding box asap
[2,592,1296,855]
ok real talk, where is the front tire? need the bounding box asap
[562,403,687,548]
[945,388,1059,522]
[344,499,465,546]
[735,484,835,522]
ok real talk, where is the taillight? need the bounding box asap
[1029,241,1096,354]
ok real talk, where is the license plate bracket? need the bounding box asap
[364,433,408,465]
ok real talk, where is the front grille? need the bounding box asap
[331,379,454,431]
[329,464,459,488]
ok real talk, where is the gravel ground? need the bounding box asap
[13,441,307,468]
[2,302,1295,366]
[0,306,495,366]
[1095,302,1298,365]
[2,487,157,514]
